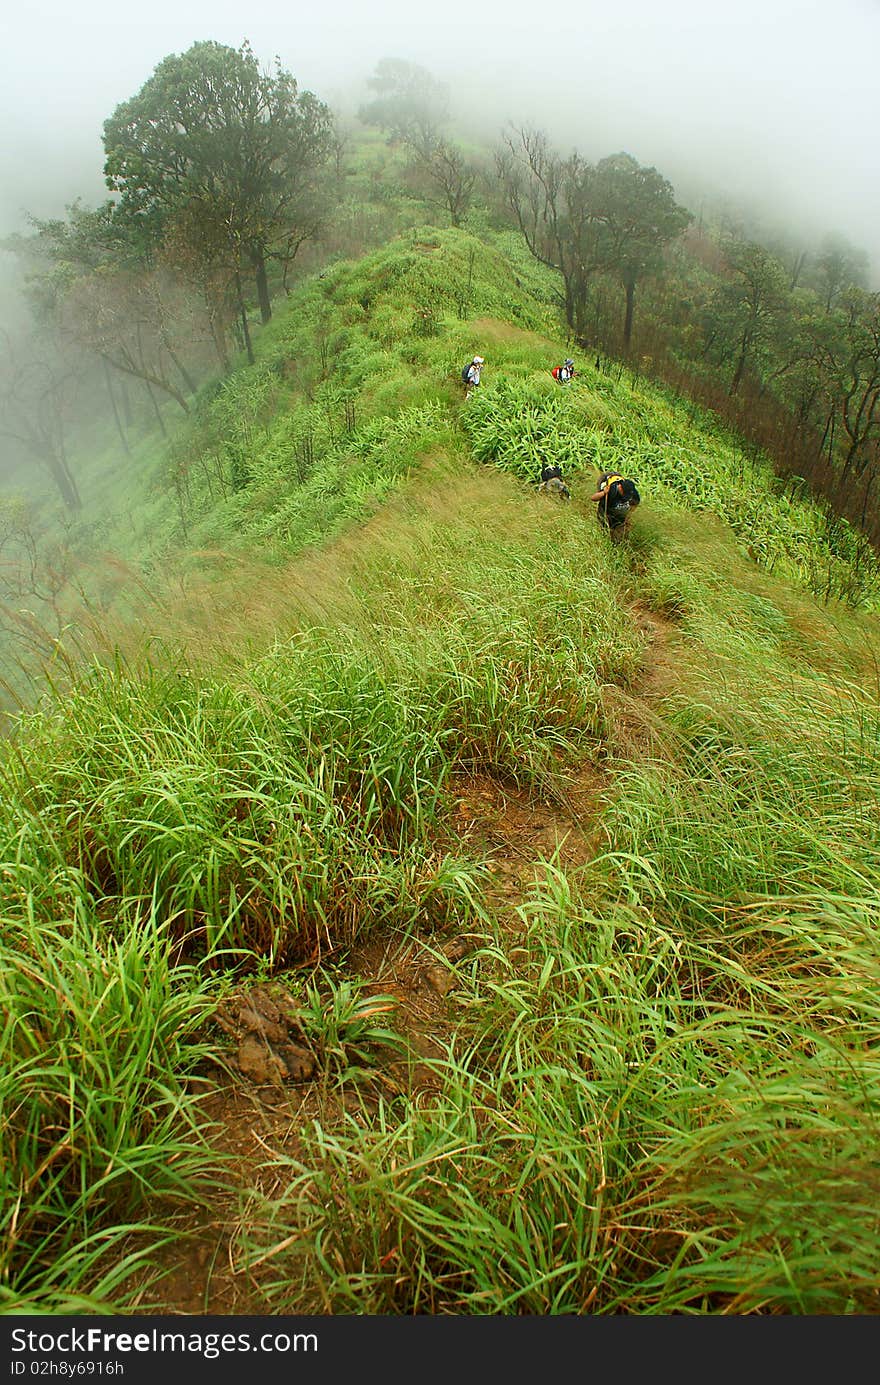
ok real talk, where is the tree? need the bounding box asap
[60,268,207,420]
[359,58,474,229]
[498,130,689,347]
[406,139,478,227]
[0,330,82,509]
[359,57,449,151]
[813,232,870,313]
[497,128,599,339]
[18,201,145,303]
[103,40,333,324]
[6,199,214,435]
[0,494,81,672]
[159,194,257,367]
[708,241,789,395]
[804,290,880,477]
[589,153,691,348]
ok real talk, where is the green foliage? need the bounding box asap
[85,227,560,566]
[0,479,637,965]
[226,527,880,1317]
[4,198,880,1317]
[462,363,880,609]
[705,240,789,392]
[0,903,220,1311]
[103,39,333,316]
[460,377,608,479]
[358,57,449,147]
[237,859,880,1313]
[499,132,691,342]
[297,977,407,1081]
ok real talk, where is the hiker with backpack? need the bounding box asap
[462,355,485,397]
[551,358,576,385]
[589,470,640,540]
[538,461,571,500]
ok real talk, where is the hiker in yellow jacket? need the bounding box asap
[589,471,640,540]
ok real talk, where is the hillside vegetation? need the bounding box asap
[2,228,880,1315]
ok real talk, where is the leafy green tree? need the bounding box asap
[23,201,143,291]
[359,57,449,152]
[813,232,870,313]
[590,153,691,348]
[3,202,138,347]
[103,40,333,324]
[498,130,689,347]
[707,241,790,395]
[804,289,880,477]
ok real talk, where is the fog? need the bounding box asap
[1,0,879,276]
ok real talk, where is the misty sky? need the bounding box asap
[1,0,879,278]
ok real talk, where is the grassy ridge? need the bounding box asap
[2,226,880,1313]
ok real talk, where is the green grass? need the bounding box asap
[232,577,880,1313]
[0,900,221,1313]
[234,863,880,1314]
[2,220,880,1314]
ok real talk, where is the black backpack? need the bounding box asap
[461,363,472,384]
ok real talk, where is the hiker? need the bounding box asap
[538,461,571,500]
[589,470,640,540]
[461,355,485,397]
[551,358,576,385]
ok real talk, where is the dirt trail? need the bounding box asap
[131,605,679,1315]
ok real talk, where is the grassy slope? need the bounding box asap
[2,227,880,1314]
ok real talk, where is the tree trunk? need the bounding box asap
[144,379,167,437]
[236,276,255,365]
[165,344,197,397]
[56,432,81,509]
[209,315,229,372]
[252,248,272,325]
[730,339,748,396]
[104,361,130,455]
[623,276,636,350]
[860,470,875,528]
[133,325,189,414]
[42,448,81,510]
[120,377,133,427]
[562,279,577,334]
[240,304,254,364]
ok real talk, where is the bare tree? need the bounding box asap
[61,269,207,414]
[407,139,478,227]
[807,290,880,478]
[0,330,82,508]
